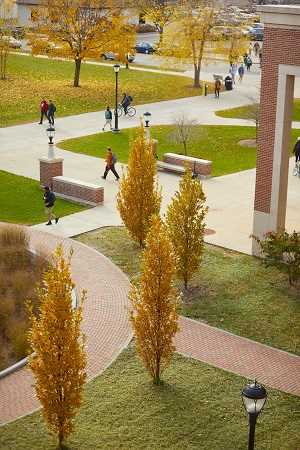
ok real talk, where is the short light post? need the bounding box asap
[112,64,120,133]
[143,111,151,142]
[46,125,55,159]
[241,380,267,450]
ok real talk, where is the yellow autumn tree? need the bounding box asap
[166,166,207,289]
[31,0,132,87]
[160,1,218,88]
[143,2,175,45]
[27,245,86,449]
[0,0,15,80]
[117,125,161,247]
[220,28,249,65]
[110,16,136,68]
[130,215,179,385]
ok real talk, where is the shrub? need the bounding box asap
[255,231,300,287]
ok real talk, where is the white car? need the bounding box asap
[8,36,22,49]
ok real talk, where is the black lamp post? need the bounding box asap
[46,125,55,159]
[112,64,120,133]
[241,380,267,450]
[143,111,151,142]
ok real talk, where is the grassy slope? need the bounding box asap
[76,227,300,355]
[0,54,207,127]
[58,125,300,177]
[216,100,300,121]
[0,170,85,225]
[0,346,299,450]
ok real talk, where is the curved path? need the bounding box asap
[1,226,300,427]
[0,226,132,425]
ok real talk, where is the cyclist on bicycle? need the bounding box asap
[121,93,133,115]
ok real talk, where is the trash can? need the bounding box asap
[225,76,233,91]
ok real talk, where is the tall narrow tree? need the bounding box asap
[27,245,86,449]
[130,216,179,385]
[117,125,161,247]
[166,166,207,289]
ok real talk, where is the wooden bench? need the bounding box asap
[52,176,104,206]
[157,161,185,175]
[163,153,212,178]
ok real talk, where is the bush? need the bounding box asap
[255,231,300,287]
[0,226,48,369]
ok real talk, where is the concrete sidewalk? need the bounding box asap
[1,92,299,254]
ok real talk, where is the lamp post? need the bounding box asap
[143,111,151,142]
[241,380,267,450]
[46,125,55,159]
[112,64,120,133]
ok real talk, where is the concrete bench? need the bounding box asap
[52,176,104,206]
[163,153,212,178]
[157,161,185,175]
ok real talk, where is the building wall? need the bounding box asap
[254,26,300,213]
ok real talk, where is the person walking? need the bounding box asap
[214,78,221,98]
[248,42,253,56]
[238,64,245,82]
[246,56,252,71]
[47,100,56,125]
[43,186,59,225]
[102,106,112,131]
[259,49,263,68]
[102,147,119,181]
[293,137,300,163]
[39,99,48,124]
[254,41,260,57]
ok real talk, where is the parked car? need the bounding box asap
[11,27,25,40]
[135,42,155,54]
[8,37,22,49]
[249,28,264,41]
[101,52,135,63]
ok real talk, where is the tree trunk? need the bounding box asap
[193,65,200,88]
[73,58,82,87]
[183,141,187,156]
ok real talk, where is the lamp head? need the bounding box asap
[241,380,267,417]
[113,64,120,73]
[46,125,55,144]
[143,111,151,127]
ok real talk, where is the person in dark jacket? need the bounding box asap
[121,93,131,115]
[102,106,113,131]
[47,100,56,125]
[39,99,48,124]
[293,137,300,163]
[44,186,59,225]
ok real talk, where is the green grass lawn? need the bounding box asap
[1,346,299,450]
[0,54,209,127]
[216,100,300,121]
[76,227,300,355]
[58,125,300,177]
[0,170,85,225]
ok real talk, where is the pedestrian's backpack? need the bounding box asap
[112,153,117,164]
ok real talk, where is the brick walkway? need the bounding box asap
[0,227,132,425]
[0,227,299,426]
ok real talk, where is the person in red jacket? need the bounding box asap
[39,99,48,124]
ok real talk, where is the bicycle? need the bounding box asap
[293,161,300,177]
[117,104,136,118]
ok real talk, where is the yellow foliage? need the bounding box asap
[117,125,161,247]
[31,0,134,86]
[130,216,180,385]
[0,0,15,79]
[160,2,217,87]
[166,166,207,289]
[144,3,175,37]
[27,245,86,449]
[216,28,249,64]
